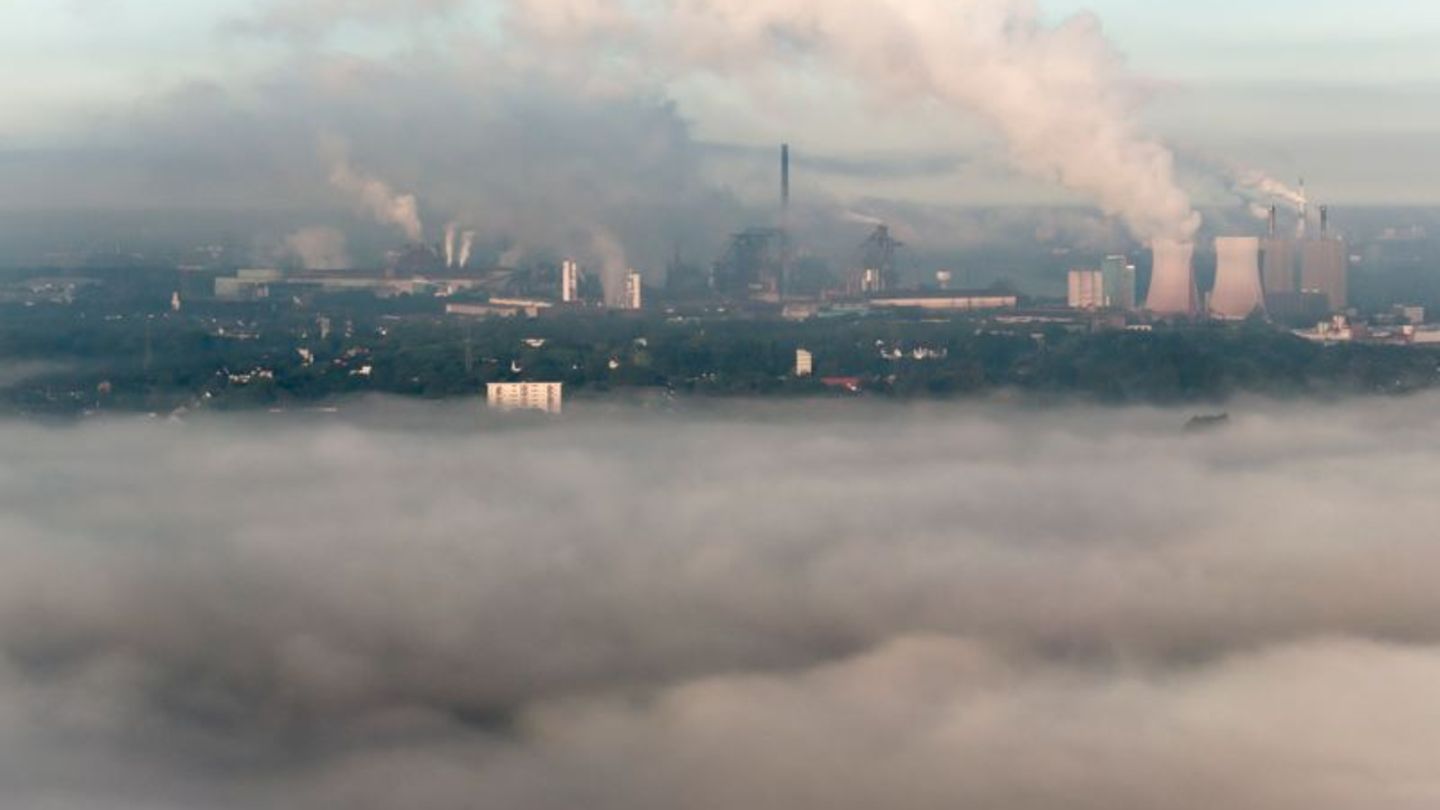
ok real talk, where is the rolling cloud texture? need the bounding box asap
[3,397,1440,808]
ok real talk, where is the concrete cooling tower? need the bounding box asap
[1210,237,1265,320]
[1146,239,1197,316]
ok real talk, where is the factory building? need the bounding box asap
[1067,269,1105,310]
[1146,240,1197,316]
[1210,237,1266,320]
[1101,255,1137,310]
[1300,208,1347,311]
[868,291,1019,312]
[1260,204,1298,299]
[487,382,564,415]
[561,260,581,304]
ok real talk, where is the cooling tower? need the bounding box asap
[1210,237,1265,320]
[1146,239,1197,316]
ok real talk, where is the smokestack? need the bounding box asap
[781,143,790,215]
[1268,205,1278,237]
[1320,205,1330,236]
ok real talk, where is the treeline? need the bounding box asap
[1,300,1437,415]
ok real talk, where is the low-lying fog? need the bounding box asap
[3,396,1440,809]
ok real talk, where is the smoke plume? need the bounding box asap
[1235,169,1308,212]
[284,226,352,270]
[3,396,1440,807]
[458,230,476,268]
[505,0,1202,243]
[323,137,425,243]
[587,227,630,306]
[443,222,457,268]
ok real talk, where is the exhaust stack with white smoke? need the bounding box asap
[444,223,457,268]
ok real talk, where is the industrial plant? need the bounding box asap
[204,140,1374,343]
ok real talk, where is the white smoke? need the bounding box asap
[1235,169,1308,212]
[587,227,629,307]
[505,0,1201,243]
[322,137,424,242]
[443,222,457,268]
[458,230,476,268]
[843,210,886,227]
[284,226,351,270]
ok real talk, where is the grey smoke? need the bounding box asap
[285,226,352,270]
[323,136,425,243]
[3,396,1440,807]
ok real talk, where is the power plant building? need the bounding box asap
[1210,237,1266,320]
[1260,205,1298,299]
[1146,240,1198,317]
[1261,237,1298,297]
[1300,239,1347,311]
[1067,269,1105,310]
[1301,208,1347,311]
[1101,255,1137,310]
[487,382,564,415]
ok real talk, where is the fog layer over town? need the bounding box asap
[4,398,1440,808]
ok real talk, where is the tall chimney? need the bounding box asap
[1320,205,1330,236]
[1268,205,1278,237]
[781,143,791,214]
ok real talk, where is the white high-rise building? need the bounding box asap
[1146,240,1197,316]
[1210,237,1266,320]
[487,382,564,415]
[795,349,814,377]
[1068,269,1104,310]
[561,260,580,304]
[624,270,643,311]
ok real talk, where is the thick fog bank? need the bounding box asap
[3,397,1440,808]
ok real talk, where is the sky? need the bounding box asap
[7,0,1436,130]
[1,0,1438,268]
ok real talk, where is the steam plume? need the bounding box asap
[444,222,457,268]
[322,137,424,242]
[458,230,476,268]
[1235,169,1308,212]
[508,0,1201,243]
[283,226,352,270]
[588,227,629,307]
